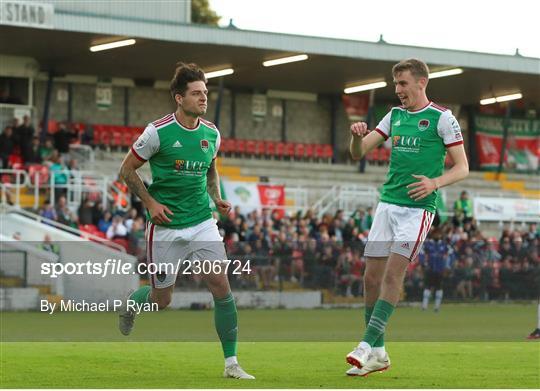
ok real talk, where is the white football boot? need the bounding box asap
[346,352,391,377]
[223,364,255,379]
[346,343,372,369]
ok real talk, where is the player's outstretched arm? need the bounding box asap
[206,159,231,216]
[349,122,385,160]
[119,151,173,224]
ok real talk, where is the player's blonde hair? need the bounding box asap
[392,58,430,80]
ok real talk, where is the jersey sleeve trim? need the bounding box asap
[374,128,389,140]
[445,140,464,148]
[130,146,147,162]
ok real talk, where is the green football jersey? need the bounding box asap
[131,113,220,228]
[374,102,463,213]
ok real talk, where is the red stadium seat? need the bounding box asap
[255,140,265,157]
[275,142,286,160]
[265,140,276,159]
[111,126,122,148]
[294,143,305,160]
[27,164,49,186]
[8,154,23,167]
[284,143,295,160]
[235,139,246,156]
[314,144,324,161]
[100,127,111,146]
[322,144,333,162]
[305,144,314,161]
[246,140,256,156]
[120,127,132,147]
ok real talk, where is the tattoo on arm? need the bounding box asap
[120,165,153,204]
[206,159,221,202]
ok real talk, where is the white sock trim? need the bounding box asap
[372,346,386,357]
[359,341,372,352]
[225,356,238,367]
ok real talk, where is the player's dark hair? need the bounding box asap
[392,58,430,80]
[169,62,207,100]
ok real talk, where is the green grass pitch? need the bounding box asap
[1,304,539,388]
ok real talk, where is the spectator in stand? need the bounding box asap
[48,152,68,200]
[0,126,16,169]
[40,234,60,255]
[78,198,94,225]
[81,124,94,146]
[123,207,139,233]
[453,190,473,227]
[98,211,113,233]
[128,216,146,259]
[53,122,71,157]
[363,206,374,231]
[92,200,105,226]
[24,136,42,164]
[482,239,501,264]
[39,199,57,222]
[16,115,35,158]
[40,137,55,162]
[55,195,77,228]
[106,215,128,240]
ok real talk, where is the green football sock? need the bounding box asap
[365,305,385,348]
[363,299,395,347]
[129,285,152,304]
[214,292,238,358]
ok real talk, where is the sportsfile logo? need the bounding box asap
[392,135,421,152]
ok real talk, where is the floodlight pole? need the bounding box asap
[496,102,512,177]
[213,77,224,128]
[41,70,54,141]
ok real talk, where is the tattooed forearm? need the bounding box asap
[120,165,153,205]
[206,160,222,203]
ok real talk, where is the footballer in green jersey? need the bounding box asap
[346,59,469,377]
[118,62,254,380]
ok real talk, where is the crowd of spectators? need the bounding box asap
[33,190,537,301]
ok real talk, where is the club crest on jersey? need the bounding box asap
[200,139,209,153]
[418,119,430,131]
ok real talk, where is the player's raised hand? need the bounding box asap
[215,199,232,216]
[407,174,439,201]
[147,200,173,224]
[350,122,369,138]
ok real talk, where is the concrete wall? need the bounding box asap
[34,80,356,161]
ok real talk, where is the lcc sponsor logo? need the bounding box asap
[393,135,421,151]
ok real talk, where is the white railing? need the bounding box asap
[312,184,379,218]
[68,144,95,169]
[0,169,28,207]
[0,168,126,211]
[4,207,126,253]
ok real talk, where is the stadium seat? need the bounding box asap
[265,140,276,159]
[111,126,122,149]
[322,144,333,162]
[294,143,305,160]
[246,140,256,157]
[27,164,50,186]
[314,144,324,162]
[121,127,132,147]
[223,138,236,157]
[235,139,246,157]
[8,154,23,167]
[255,140,266,157]
[276,142,286,160]
[305,144,314,161]
[284,143,295,160]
